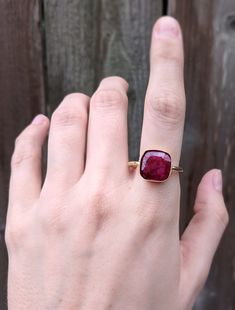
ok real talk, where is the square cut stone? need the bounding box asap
[140,150,171,182]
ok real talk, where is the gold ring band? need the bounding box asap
[129,150,183,182]
[128,161,183,173]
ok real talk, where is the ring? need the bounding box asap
[128,150,183,182]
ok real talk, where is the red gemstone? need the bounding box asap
[140,150,171,182]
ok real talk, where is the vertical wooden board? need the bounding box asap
[0,1,45,308]
[43,0,101,109]
[210,2,235,309]
[169,0,235,309]
[43,0,162,159]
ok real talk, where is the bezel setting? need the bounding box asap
[139,150,172,182]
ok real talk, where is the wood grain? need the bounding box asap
[0,1,45,308]
[43,0,162,159]
[169,0,235,309]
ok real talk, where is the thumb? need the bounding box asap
[179,169,229,308]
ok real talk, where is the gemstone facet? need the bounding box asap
[140,150,171,182]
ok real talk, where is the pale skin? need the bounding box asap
[5,17,229,310]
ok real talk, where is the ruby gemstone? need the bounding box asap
[140,150,171,182]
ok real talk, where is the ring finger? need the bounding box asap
[140,17,185,171]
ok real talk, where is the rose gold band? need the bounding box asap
[128,161,183,173]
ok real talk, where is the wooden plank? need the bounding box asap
[169,0,235,309]
[0,1,45,309]
[43,0,162,159]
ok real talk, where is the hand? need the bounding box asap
[5,17,228,310]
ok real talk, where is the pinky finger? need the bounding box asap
[9,115,49,209]
[179,169,229,308]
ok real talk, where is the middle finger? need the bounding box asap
[85,77,129,179]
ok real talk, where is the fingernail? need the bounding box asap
[213,170,223,192]
[32,114,46,125]
[154,17,180,38]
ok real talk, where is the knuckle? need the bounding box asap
[85,186,112,224]
[39,205,68,234]
[152,35,183,64]
[15,130,32,145]
[137,206,173,231]
[146,93,185,125]
[5,221,29,249]
[155,45,181,64]
[92,89,127,109]
[11,152,35,169]
[11,133,38,168]
[132,206,158,234]
[52,102,87,127]
[196,196,229,229]
[132,194,178,233]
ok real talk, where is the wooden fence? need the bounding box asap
[0,0,235,309]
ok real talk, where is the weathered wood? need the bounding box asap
[43,0,162,159]
[169,0,235,309]
[0,1,45,308]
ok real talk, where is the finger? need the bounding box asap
[85,76,129,178]
[9,115,49,208]
[180,169,229,307]
[140,16,185,165]
[44,93,89,190]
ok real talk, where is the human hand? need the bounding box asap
[5,17,228,310]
